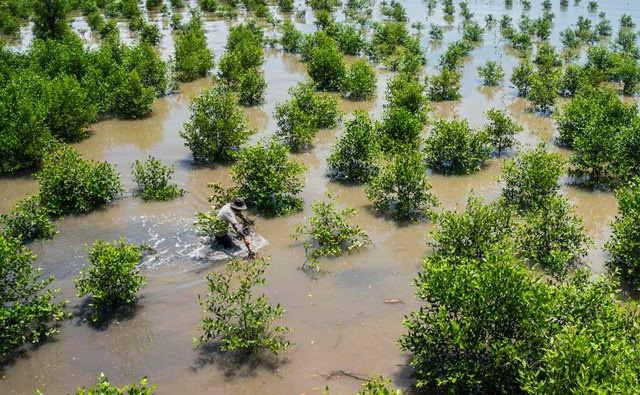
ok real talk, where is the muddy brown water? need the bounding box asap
[1,0,638,393]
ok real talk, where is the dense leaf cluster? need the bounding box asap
[231,139,306,217]
[293,193,371,271]
[132,156,185,201]
[365,147,438,222]
[75,237,146,322]
[218,21,266,106]
[0,236,68,355]
[181,85,253,163]
[327,111,380,184]
[36,146,123,216]
[274,82,342,151]
[196,258,290,354]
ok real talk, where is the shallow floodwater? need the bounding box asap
[1,0,638,393]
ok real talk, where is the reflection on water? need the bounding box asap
[1,1,639,394]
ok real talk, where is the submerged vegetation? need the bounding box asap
[2,0,640,393]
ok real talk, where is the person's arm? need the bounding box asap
[236,212,254,226]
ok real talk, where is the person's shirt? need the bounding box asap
[216,203,240,236]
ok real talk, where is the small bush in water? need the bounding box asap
[195,258,290,354]
[75,237,146,322]
[516,195,592,280]
[483,108,523,155]
[499,144,564,212]
[365,147,439,222]
[132,156,184,201]
[231,139,306,217]
[607,176,640,289]
[174,11,214,82]
[477,60,505,86]
[327,111,381,184]
[39,373,156,395]
[0,235,68,355]
[0,195,56,244]
[274,82,342,151]
[36,146,123,216]
[423,119,492,175]
[181,85,253,163]
[341,59,377,100]
[293,192,371,271]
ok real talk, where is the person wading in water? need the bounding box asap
[215,197,256,258]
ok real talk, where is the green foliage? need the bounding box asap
[309,0,339,11]
[132,156,184,201]
[238,69,267,106]
[520,302,640,394]
[368,21,411,62]
[174,13,214,82]
[140,23,162,46]
[385,74,429,121]
[81,41,167,118]
[402,235,640,395]
[428,23,443,40]
[334,23,365,56]
[500,144,564,212]
[614,53,640,95]
[356,374,403,395]
[181,85,252,163]
[401,246,549,394]
[198,0,218,11]
[380,0,406,22]
[195,258,290,354]
[225,22,264,69]
[278,0,294,12]
[558,64,585,97]
[0,0,30,36]
[477,60,504,86]
[293,193,371,271]
[555,88,637,148]
[365,147,439,222]
[43,74,97,142]
[426,69,462,101]
[71,374,155,395]
[37,146,123,216]
[33,0,70,40]
[483,108,523,155]
[0,236,68,355]
[274,82,341,151]
[510,59,535,97]
[568,122,618,187]
[516,195,591,280]
[280,21,302,53]
[606,177,640,288]
[438,40,472,70]
[0,72,54,174]
[307,38,346,91]
[429,194,514,261]
[111,69,156,119]
[327,111,380,184]
[462,21,484,42]
[423,119,491,175]
[0,195,56,244]
[528,71,559,114]
[231,139,306,217]
[377,106,424,150]
[341,60,377,100]
[75,237,146,322]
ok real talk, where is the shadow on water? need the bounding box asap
[0,330,62,375]
[73,298,143,332]
[191,342,288,380]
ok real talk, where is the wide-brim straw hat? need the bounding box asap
[231,197,248,210]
